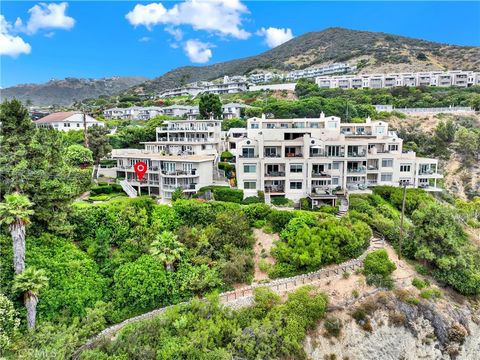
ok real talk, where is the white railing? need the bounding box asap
[119,180,138,198]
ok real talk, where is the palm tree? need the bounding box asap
[0,193,34,274]
[149,231,185,271]
[12,267,48,329]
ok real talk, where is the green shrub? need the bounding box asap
[415,264,430,276]
[363,250,396,278]
[258,259,272,273]
[267,210,296,233]
[253,219,266,229]
[271,196,291,207]
[412,277,429,289]
[242,196,263,205]
[420,288,442,300]
[213,188,244,203]
[244,203,272,223]
[218,162,235,173]
[323,317,342,338]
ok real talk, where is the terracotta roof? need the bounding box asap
[35,112,79,123]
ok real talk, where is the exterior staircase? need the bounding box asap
[336,194,349,218]
[119,180,138,198]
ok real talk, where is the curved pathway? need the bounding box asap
[74,233,385,358]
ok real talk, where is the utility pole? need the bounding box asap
[398,181,408,260]
[82,107,89,148]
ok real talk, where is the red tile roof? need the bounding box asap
[35,112,80,123]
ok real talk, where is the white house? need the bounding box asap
[222,103,250,119]
[35,112,105,131]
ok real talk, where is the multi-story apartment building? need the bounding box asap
[235,114,442,207]
[104,106,164,120]
[103,105,199,120]
[285,63,356,81]
[316,70,480,89]
[112,119,223,199]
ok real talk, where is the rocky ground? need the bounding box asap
[303,243,480,360]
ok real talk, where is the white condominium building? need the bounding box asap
[113,119,223,199]
[35,112,105,131]
[103,105,199,120]
[235,114,442,206]
[316,70,480,89]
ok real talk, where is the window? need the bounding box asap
[381,173,393,182]
[332,162,340,170]
[242,148,255,158]
[376,126,385,135]
[326,146,342,157]
[290,164,303,173]
[382,159,393,167]
[332,177,339,185]
[266,123,276,129]
[400,164,411,172]
[244,181,256,189]
[280,123,289,128]
[243,164,256,173]
[389,144,398,152]
[250,123,259,129]
[290,181,302,190]
[77,124,80,127]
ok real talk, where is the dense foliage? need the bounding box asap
[82,286,327,359]
[350,187,480,295]
[270,212,372,277]
[363,249,396,289]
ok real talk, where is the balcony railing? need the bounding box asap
[239,154,258,158]
[265,171,285,177]
[347,152,367,157]
[312,172,331,178]
[264,186,285,193]
[162,170,197,176]
[157,137,215,143]
[264,153,281,158]
[419,169,437,175]
[347,168,366,173]
[163,184,197,190]
[285,153,303,158]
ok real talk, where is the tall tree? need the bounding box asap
[0,99,35,194]
[12,267,48,329]
[87,125,112,167]
[0,193,34,274]
[0,100,91,234]
[199,94,222,119]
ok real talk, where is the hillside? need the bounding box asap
[133,27,480,93]
[0,76,148,106]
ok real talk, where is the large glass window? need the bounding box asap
[400,164,411,172]
[244,181,256,189]
[242,148,255,158]
[290,164,303,173]
[290,181,303,190]
[382,159,393,167]
[243,164,256,173]
[381,173,393,181]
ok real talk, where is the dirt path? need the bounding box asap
[252,228,278,282]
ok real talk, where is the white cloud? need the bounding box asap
[17,2,75,35]
[139,36,152,42]
[183,39,212,63]
[0,15,31,57]
[165,26,183,41]
[126,1,250,39]
[257,27,294,48]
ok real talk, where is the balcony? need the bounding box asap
[285,153,303,158]
[239,154,258,158]
[347,152,367,157]
[264,185,285,193]
[265,171,285,177]
[163,183,197,191]
[161,169,198,176]
[312,171,331,178]
[264,153,282,158]
[347,168,366,174]
[157,137,215,143]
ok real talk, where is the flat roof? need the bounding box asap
[111,149,214,162]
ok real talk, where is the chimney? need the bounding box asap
[320,111,325,119]
[261,113,266,120]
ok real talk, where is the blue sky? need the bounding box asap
[1,1,479,88]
